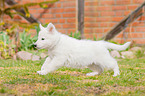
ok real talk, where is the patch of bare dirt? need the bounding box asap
[85,87,106,95]
[54,71,85,76]
[103,85,145,95]
[3,83,56,96]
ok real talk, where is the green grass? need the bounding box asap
[0,58,145,96]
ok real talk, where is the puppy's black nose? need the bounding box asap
[34,44,37,48]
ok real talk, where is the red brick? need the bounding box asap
[100,23,108,27]
[116,33,123,38]
[42,14,54,18]
[56,3,61,7]
[37,9,45,13]
[84,17,96,22]
[132,22,145,27]
[85,23,99,28]
[67,18,75,23]
[136,27,145,32]
[43,9,50,13]
[84,28,94,33]
[55,14,62,18]
[63,13,75,18]
[85,1,98,6]
[96,17,112,22]
[124,27,135,32]
[132,0,144,4]
[63,2,76,7]
[85,7,96,11]
[51,8,64,13]
[128,5,138,10]
[67,29,76,33]
[58,29,67,34]
[116,0,131,5]
[55,24,62,28]
[133,39,145,44]
[29,9,38,13]
[96,33,103,38]
[108,22,116,27]
[33,14,39,18]
[63,24,75,28]
[44,19,58,23]
[128,33,144,38]
[104,28,111,32]
[64,8,76,12]
[84,33,93,39]
[115,11,125,16]
[97,6,112,11]
[85,12,99,17]
[60,0,75,1]
[100,1,115,5]
[112,17,124,22]
[100,11,115,16]
[59,19,66,23]
[124,10,132,15]
[112,6,127,10]
[115,39,125,44]
[94,28,103,33]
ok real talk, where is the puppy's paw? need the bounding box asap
[86,72,99,76]
[37,70,48,75]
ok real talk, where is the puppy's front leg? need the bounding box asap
[37,57,65,75]
[41,57,51,71]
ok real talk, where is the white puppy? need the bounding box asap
[34,23,131,77]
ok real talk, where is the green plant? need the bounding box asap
[135,50,144,58]
[0,31,11,44]
[0,32,15,59]
[69,31,81,40]
[19,30,38,51]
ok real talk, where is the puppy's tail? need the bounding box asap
[103,41,131,51]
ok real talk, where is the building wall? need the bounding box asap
[84,0,145,44]
[7,0,145,44]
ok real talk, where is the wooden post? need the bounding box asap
[78,0,84,39]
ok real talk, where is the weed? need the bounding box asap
[69,31,81,39]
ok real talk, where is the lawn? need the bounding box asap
[0,58,145,96]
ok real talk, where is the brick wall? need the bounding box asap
[84,0,145,44]
[6,0,145,44]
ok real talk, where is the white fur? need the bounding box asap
[34,23,131,76]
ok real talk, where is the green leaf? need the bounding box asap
[39,4,48,8]
[23,6,30,17]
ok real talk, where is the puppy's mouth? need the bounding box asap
[33,44,40,49]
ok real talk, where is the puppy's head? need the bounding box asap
[34,23,59,49]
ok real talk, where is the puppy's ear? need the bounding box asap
[46,23,56,33]
[39,23,44,30]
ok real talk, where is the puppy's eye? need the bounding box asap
[41,38,45,40]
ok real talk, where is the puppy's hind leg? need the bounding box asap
[104,57,120,77]
[86,64,103,76]
[113,64,120,77]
